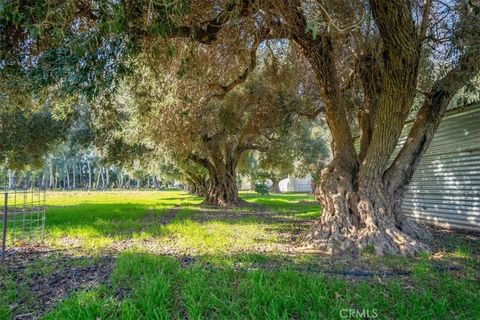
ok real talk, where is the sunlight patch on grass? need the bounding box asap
[47,226,115,251]
[6,190,480,319]
[161,218,278,255]
[42,191,309,254]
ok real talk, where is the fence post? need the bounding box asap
[1,192,7,262]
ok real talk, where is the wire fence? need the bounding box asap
[1,184,46,262]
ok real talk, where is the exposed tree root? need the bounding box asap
[301,219,431,256]
[202,197,248,207]
[302,163,432,257]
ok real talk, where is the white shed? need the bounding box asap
[279,174,312,193]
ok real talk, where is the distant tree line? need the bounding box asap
[1,154,175,191]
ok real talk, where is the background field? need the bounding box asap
[1,191,479,319]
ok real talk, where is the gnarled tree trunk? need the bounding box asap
[270,178,281,193]
[185,173,208,197]
[297,0,479,256]
[302,160,431,256]
[278,0,444,256]
[204,158,243,206]
[191,143,246,206]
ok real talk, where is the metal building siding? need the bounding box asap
[400,105,480,231]
[353,104,480,231]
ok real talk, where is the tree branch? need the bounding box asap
[208,31,264,100]
[315,0,364,34]
[188,154,211,170]
[419,0,432,41]
[238,142,269,153]
[142,0,253,44]
[358,0,420,182]
[297,106,324,119]
[276,1,358,171]
[384,50,480,194]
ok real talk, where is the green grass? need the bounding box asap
[1,190,479,319]
[42,191,319,254]
[44,252,480,320]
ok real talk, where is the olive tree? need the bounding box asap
[2,0,479,254]
[118,53,317,205]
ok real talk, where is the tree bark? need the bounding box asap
[302,160,431,256]
[192,147,245,206]
[96,168,101,189]
[49,158,54,189]
[187,182,207,197]
[270,178,281,193]
[119,170,124,189]
[185,172,208,197]
[7,170,15,190]
[204,163,242,206]
[87,161,92,190]
[105,169,110,189]
[72,163,76,190]
[152,176,157,188]
[101,168,105,190]
[65,164,70,190]
[79,162,83,188]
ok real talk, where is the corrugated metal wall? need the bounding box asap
[354,104,480,231]
[399,105,480,231]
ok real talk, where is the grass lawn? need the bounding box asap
[1,190,479,319]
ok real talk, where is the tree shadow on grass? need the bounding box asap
[43,193,480,266]
[3,244,479,320]
[42,195,319,250]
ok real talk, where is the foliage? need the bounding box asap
[84,45,323,202]
[263,119,329,181]
[0,107,67,169]
[254,183,269,196]
[238,118,330,189]
[0,0,190,98]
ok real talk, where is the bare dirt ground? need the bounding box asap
[1,245,114,319]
